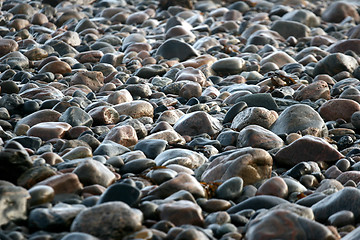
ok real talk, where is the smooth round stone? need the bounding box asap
[27,122,71,141]
[230,107,278,131]
[282,9,320,27]
[300,174,319,189]
[134,139,167,159]
[149,172,206,199]
[260,51,296,68]
[155,39,198,61]
[341,226,360,240]
[73,159,116,187]
[113,100,154,119]
[327,39,360,56]
[156,109,185,125]
[245,209,338,240]
[70,71,104,92]
[98,183,140,207]
[35,173,83,195]
[322,1,359,23]
[157,200,203,226]
[271,20,310,39]
[179,82,202,99]
[107,90,133,105]
[275,135,344,167]
[61,146,92,160]
[173,111,222,137]
[93,140,130,157]
[256,177,288,199]
[294,80,331,101]
[59,106,93,127]
[0,93,23,115]
[336,171,360,185]
[201,148,272,185]
[28,185,54,206]
[17,165,57,189]
[20,85,65,100]
[134,65,167,78]
[271,104,328,137]
[312,188,360,222]
[315,179,344,194]
[61,232,100,240]
[146,168,178,185]
[0,39,18,57]
[205,211,231,226]
[235,93,279,111]
[71,202,143,239]
[318,99,360,122]
[223,101,247,124]
[125,83,152,98]
[0,80,19,94]
[175,67,208,87]
[237,125,284,150]
[216,130,239,147]
[122,33,147,51]
[104,125,138,147]
[328,210,355,227]
[313,53,358,77]
[199,199,231,212]
[211,57,245,75]
[215,176,243,200]
[38,61,72,75]
[0,185,29,226]
[165,25,195,40]
[227,195,288,213]
[154,148,206,169]
[120,158,156,174]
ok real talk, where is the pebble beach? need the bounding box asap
[2,0,360,239]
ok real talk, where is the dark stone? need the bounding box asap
[227,195,288,214]
[97,183,141,207]
[134,139,167,159]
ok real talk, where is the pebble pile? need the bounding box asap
[2,0,360,239]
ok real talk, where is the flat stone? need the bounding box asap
[237,125,284,150]
[235,93,279,111]
[271,20,310,39]
[322,1,360,23]
[134,139,167,159]
[294,80,331,101]
[27,122,71,141]
[275,135,344,167]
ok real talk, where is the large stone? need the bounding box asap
[318,99,360,122]
[271,104,328,137]
[154,148,207,169]
[113,100,154,119]
[275,135,344,167]
[155,39,198,61]
[173,111,222,137]
[27,122,72,141]
[71,202,143,240]
[237,125,284,150]
[327,39,360,56]
[201,147,273,185]
[231,107,278,131]
[104,125,138,147]
[211,57,246,76]
[70,71,104,92]
[59,106,93,127]
[294,80,331,101]
[313,53,358,77]
[282,9,320,27]
[322,1,360,23]
[245,209,338,240]
[271,20,310,39]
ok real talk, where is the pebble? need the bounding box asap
[230,107,278,131]
[237,125,284,150]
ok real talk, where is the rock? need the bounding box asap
[16,109,61,128]
[98,183,141,207]
[327,39,360,56]
[0,185,29,226]
[322,1,360,23]
[113,100,154,119]
[0,39,18,57]
[275,135,344,167]
[211,57,245,76]
[175,67,208,87]
[154,148,207,169]
[230,107,278,131]
[245,209,338,240]
[260,51,297,68]
[71,202,143,240]
[70,71,104,92]
[157,200,203,226]
[27,122,71,141]
[294,80,331,101]
[271,104,328,137]
[93,140,130,157]
[313,53,358,77]
[271,20,310,39]
[235,93,279,111]
[201,147,273,185]
[318,99,360,122]
[215,177,243,200]
[104,125,138,147]
[256,177,288,199]
[0,141,33,184]
[159,0,193,10]
[282,9,320,27]
[134,139,167,159]
[61,232,100,240]
[29,204,85,231]
[88,106,120,126]
[342,225,360,240]
[237,125,284,150]
[148,172,206,199]
[35,173,83,195]
[73,159,116,187]
[59,106,93,127]
[312,187,360,222]
[155,39,198,61]
[227,195,288,213]
[173,111,222,137]
[223,101,247,124]
[28,185,54,206]
[38,61,72,75]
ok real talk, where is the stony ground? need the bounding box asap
[2,0,360,239]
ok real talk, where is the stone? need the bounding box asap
[322,1,360,23]
[98,183,141,207]
[245,209,338,240]
[211,57,245,76]
[275,135,344,167]
[176,67,207,87]
[61,232,100,240]
[156,109,184,125]
[282,9,320,27]
[237,125,284,150]
[17,166,57,189]
[227,195,288,213]
[157,200,203,226]
[271,104,328,137]
[173,111,222,137]
[256,177,288,199]
[201,147,273,185]
[113,100,154,119]
[0,39,18,57]
[88,106,120,126]
[235,93,279,111]
[38,61,72,75]
[313,53,358,77]
[73,159,116,187]
[294,80,331,101]
[27,122,71,141]
[134,139,167,159]
[260,51,297,68]
[215,177,243,200]
[71,202,143,240]
[223,101,248,124]
[59,106,93,127]
[148,172,206,199]
[35,173,83,195]
[70,71,104,92]
[318,99,360,122]
[93,140,130,157]
[155,39,198,61]
[104,125,138,147]
[154,148,207,169]
[230,107,278,131]
[28,185,54,206]
[327,39,360,56]
[312,187,360,222]
[0,185,29,226]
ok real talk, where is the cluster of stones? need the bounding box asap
[2,0,360,239]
